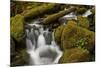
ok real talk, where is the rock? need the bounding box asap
[11,14,25,42]
[11,49,29,66]
[75,7,87,15]
[11,37,15,56]
[88,7,95,31]
[61,21,95,51]
[54,25,65,45]
[90,7,95,15]
[11,14,26,49]
[77,16,90,29]
[59,48,90,63]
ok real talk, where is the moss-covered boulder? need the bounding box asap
[11,14,25,42]
[77,16,90,29]
[54,25,65,45]
[11,14,26,49]
[59,48,90,63]
[75,7,87,15]
[61,21,95,51]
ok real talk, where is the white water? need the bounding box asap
[26,21,62,65]
[25,10,92,65]
[59,9,92,24]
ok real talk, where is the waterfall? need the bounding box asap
[25,20,63,65]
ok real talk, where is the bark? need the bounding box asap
[43,7,77,24]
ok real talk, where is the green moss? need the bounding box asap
[54,25,65,45]
[21,4,56,19]
[76,7,87,15]
[90,8,95,15]
[61,21,77,49]
[11,14,25,42]
[59,48,90,63]
[61,21,95,51]
[77,16,89,29]
[11,49,29,66]
[43,7,76,24]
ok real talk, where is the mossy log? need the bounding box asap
[21,4,57,19]
[43,7,77,24]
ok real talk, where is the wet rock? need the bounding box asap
[77,16,90,29]
[88,7,95,31]
[61,21,95,51]
[59,48,90,63]
[11,49,29,66]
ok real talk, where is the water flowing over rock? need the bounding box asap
[25,20,63,65]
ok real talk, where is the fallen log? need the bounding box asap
[21,4,57,19]
[43,7,77,24]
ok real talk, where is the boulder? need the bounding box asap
[75,7,87,15]
[11,14,25,42]
[77,16,90,29]
[54,25,65,45]
[59,48,90,63]
[11,14,26,49]
[61,21,95,51]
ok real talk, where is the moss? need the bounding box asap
[90,7,95,15]
[88,7,95,31]
[76,7,87,15]
[59,48,90,63]
[43,7,76,24]
[21,4,56,19]
[54,25,65,45]
[61,21,95,51]
[77,16,89,29]
[11,14,25,42]
[61,21,77,49]
[11,49,29,66]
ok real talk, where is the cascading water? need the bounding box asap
[25,20,62,65]
[25,10,92,65]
